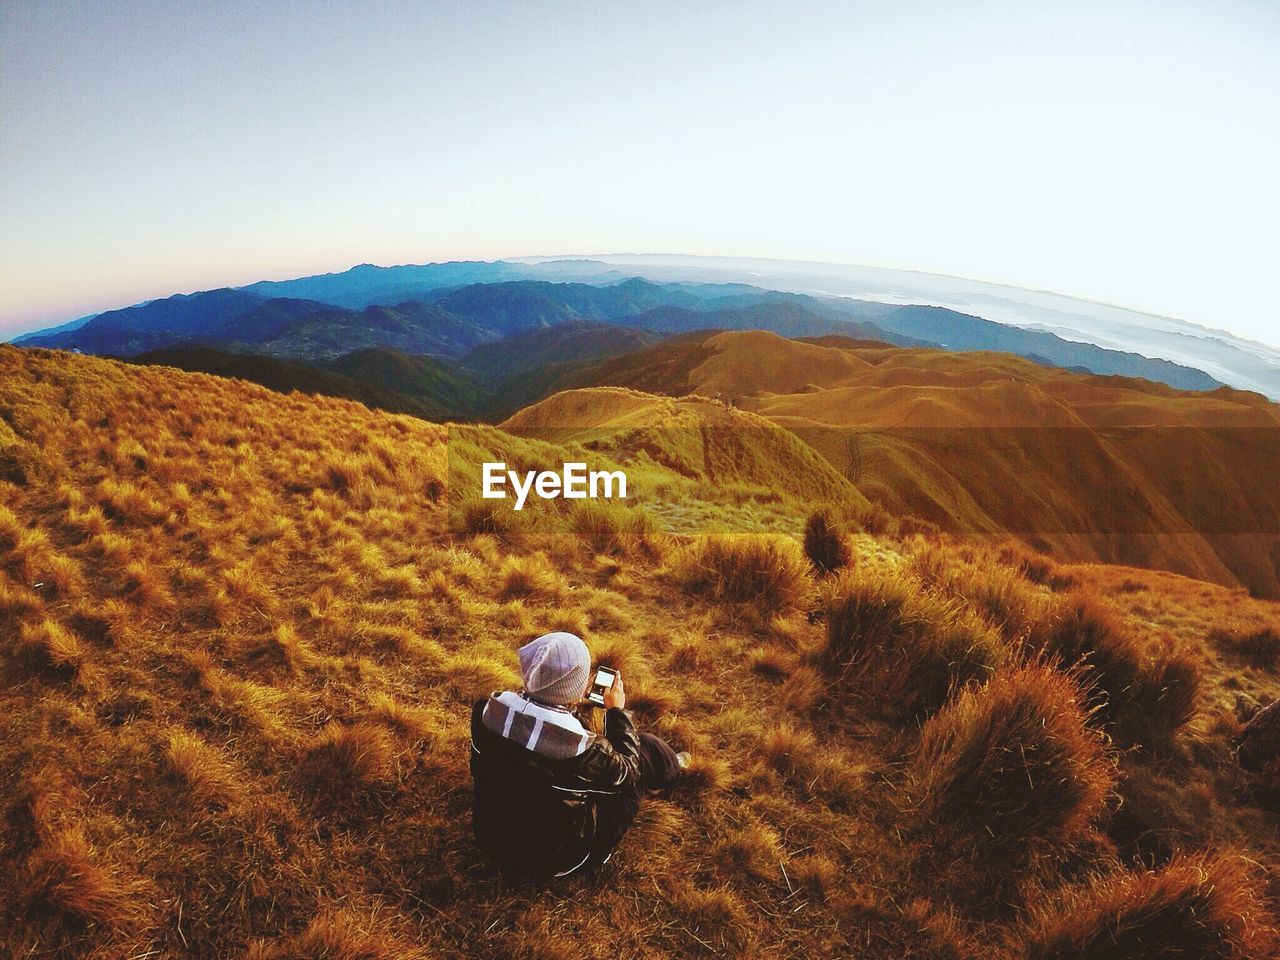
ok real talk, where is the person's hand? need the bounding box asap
[603,671,626,710]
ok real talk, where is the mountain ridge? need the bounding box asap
[13,255,1274,395]
[16,276,1226,395]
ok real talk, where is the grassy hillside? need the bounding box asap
[327,347,489,415]
[499,387,866,516]
[570,331,1280,598]
[3,346,1280,959]
[126,348,461,420]
[461,321,661,382]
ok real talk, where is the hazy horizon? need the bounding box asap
[11,251,1280,354]
[3,1,1278,345]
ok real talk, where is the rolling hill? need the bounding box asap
[111,324,1280,600]
[500,386,865,509]
[326,347,488,414]
[3,344,1280,958]
[124,348,461,420]
[565,330,1280,597]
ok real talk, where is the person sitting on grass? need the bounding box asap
[470,631,689,880]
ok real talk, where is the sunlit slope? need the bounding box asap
[501,386,866,509]
[686,330,872,397]
[5,346,1280,959]
[573,331,1280,596]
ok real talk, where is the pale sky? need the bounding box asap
[2,0,1278,344]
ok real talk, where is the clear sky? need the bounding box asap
[2,0,1278,343]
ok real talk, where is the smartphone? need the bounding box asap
[587,666,618,707]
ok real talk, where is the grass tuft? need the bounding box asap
[909,662,1115,865]
[670,534,810,616]
[1208,625,1280,669]
[710,820,785,880]
[1017,853,1277,959]
[803,509,851,575]
[164,730,242,806]
[25,827,148,930]
[569,499,661,558]
[672,754,734,801]
[820,568,1005,718]
[244,908,430,960]
[452,496,519,541]
[299,722,396,797]
[18,618,85,676]
[1029,592,1199,747]
[497,552,565,600]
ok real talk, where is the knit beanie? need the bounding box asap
[518,632,591,706]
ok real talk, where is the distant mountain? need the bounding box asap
[327,347,488,414]
[241,260,527,308]
[223,301,495,361]
[20,290,496,362]
[243,257,842,313]
[14,270,1231,395]
[21,289,285,354]
[18,278,906,363]
[514,254,1278,398]
[617,300,923,346]
[428,278,706,333]
[461,321,661,381]
[11,311,98,344]
[869,305,1223,392]
[126,328,657,424]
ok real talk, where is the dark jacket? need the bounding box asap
[470,698,642,880]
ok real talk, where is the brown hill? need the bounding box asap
[686,330,872,397]
[500,387,866,509]
[567,331,1280,597]
[3,346,1280,958]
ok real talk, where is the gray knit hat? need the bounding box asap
[518,632,591,706]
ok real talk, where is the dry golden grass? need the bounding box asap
[668,534,811,617]
[1,346,1278,959]
[164,730,244,806]
[912,542,1202,748]
[1016,852,1277,959]
[17,617,85,676]
[568,498,663,558]
[23,825,153,939]
[820,566,1006,718]
[802,508,851,575]
[1029,590,1202,747]
[909,663,1116,867]
[244,908,431,960]
[299,722,398,797]
[1209,624,1280,669]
